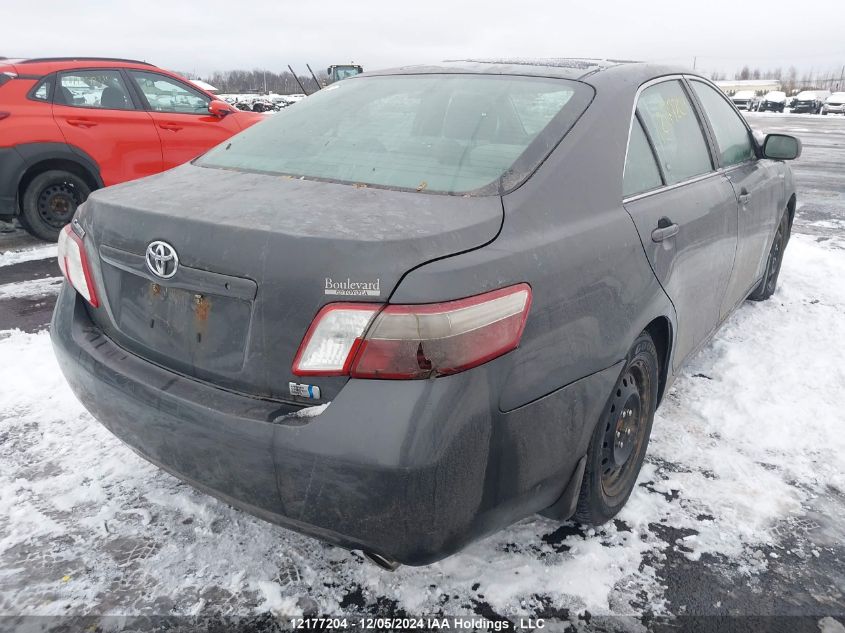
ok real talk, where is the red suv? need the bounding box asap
[0,57,264,240]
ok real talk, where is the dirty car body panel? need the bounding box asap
[52,59,797,564]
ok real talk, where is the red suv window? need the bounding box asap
[56,70,135,110]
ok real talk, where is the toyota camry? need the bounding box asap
[51,59,801,568]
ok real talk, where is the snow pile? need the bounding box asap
[0,244,57,268]
[641,234,845,563]
[287,402,330,418]
[0,234,843,618]
[0,276,63,300]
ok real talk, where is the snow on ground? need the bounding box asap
[0,244,57,268]
[0,234,843,620]
[0,277,62,300]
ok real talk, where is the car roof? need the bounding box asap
[2,57,157,76]
[359,58,693,86]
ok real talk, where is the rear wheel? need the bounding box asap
[21,170,91,241]
[574,332,659,525]
[748,211,789,301]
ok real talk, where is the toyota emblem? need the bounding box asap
[145,241,179,279]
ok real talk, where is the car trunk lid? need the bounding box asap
[80,163,503,402]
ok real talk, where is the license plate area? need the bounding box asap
[98,247,255,376]
[116,275,251,373]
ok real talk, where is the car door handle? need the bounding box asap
[66,118,97,128]
[739,186,751,205]
[159,123,183,131]
[651,221,679,242]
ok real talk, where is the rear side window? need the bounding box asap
[56,70,134,110]
[624,117,663,197]
[690,81,755,167]
[29,76,53,102]
[636,80,712,185]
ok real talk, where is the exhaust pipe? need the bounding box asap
[363,551,401,572]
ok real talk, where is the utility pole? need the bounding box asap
[263,70,267,95]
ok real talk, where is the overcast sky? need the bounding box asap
[4,0,844,78]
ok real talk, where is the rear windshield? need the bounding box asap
[196,74,593,194]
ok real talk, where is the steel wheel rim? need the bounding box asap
[765,225,784,295]
[601,360,651,498]
[37,181,81,229]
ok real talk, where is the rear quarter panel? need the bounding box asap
[0,78,64,147]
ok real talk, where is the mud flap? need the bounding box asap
[539,455,587,520]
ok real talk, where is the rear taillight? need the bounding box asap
[292,284,532,379]
[292,304,379,376]
[57,224,99,307]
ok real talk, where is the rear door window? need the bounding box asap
[56,70,134,110]
[636,80,712,185]
[624,116,663,197]
[690,81,755,167]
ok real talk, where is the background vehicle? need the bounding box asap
[52,60,800,567]
[223,93,306,111]
[758,90,788,112]
[730,90,758,110]
[821,92,845,115]
[326,63,363,84]
[0,57,264,240]
[791,90,831,113]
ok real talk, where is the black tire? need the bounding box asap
[15,208,33,233]
[574,332,659,525]
[748,211,789,302]
[21,170,91,241]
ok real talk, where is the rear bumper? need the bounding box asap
[824,105,845,113]
[0,147,25,218]
[51,286,621,564]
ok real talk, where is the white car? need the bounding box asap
[731,90,758,111]
[822,92,845,115]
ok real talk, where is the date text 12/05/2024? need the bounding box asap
[289,617,546,630]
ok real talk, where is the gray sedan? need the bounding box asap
[51,59,800,568]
